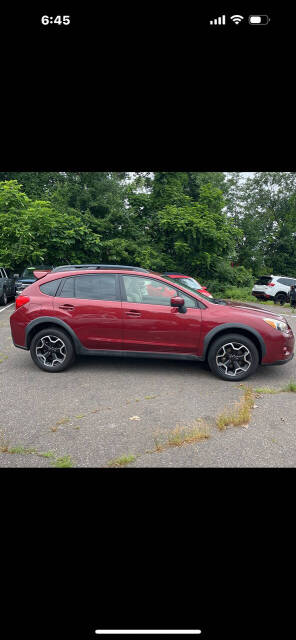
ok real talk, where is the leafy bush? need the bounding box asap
[221,287,256,301]
[205,260,254,298]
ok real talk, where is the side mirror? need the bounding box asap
[14,273,19,279]
[171,296,185,308]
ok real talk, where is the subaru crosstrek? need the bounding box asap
[10,268,294,381]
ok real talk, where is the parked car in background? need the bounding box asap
[15,266,53,297]
[0,267,17,305]
[161,272,213,298]
[10,268,294,380]
[252,275,296,305]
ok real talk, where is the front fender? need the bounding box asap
[202,323,266,359]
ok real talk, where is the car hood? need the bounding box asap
[222,300,286,320]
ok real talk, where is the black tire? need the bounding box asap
[0,288,8,306]
[30,327,75,372]
[207,333,259,381]
[275,292,287,306]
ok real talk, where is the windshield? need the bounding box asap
[255,276,272,285]
[162,276,212,301]
[177,277,202,289]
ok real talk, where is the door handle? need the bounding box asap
[59,304,75,310]
[125,310,141,317]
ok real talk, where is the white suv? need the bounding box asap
[252,275,296,305]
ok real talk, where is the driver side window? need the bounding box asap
[178,291,197,308]
[122,276,177,305]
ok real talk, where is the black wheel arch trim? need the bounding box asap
[25,317,83,352]
[24,318,267,361]
[202,323,266,359]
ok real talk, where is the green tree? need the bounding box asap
[225,172,296,275]
[154,182,240,277]
[0,180,101,270]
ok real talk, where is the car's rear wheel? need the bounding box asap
[0,288,8,306]
[275,292,287,305]
[207,333,259,381]
[30,328,75,372]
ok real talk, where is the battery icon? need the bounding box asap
[248,15,270,25]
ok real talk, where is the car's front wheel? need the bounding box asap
[207,333,259,381]
[30,327,75,372]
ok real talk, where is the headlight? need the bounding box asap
[264,318,288,332]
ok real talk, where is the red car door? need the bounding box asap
[53,274,123,350]
[121,275,202,354]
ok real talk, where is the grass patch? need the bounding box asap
[150,419,210,453]
[8,446,37,455]
[51,455,73,468]
[281,381,296,392]
[254,381,296,394]
[254,387,279,394]
[38,451,55,459]
[167,419,210,447]
[0,430,10,453]
[0,430,71,466]
[50,417,70,431]
[216,387,255,430]
[107,455,137,467]
[144,395,157,400]
[75,414,86,419]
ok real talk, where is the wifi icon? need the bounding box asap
[230,15,244,24]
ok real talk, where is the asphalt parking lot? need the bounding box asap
[1,302,296,467]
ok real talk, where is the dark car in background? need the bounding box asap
[0,267,17,305]
[15,266,53,297]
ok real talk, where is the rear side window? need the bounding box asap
[40,279,62,296]
[278,277,294,286]
[255,276,272,285]
[75,274,118,300]
[58,277,75,298]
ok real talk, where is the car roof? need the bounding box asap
[162,272,191,278]
[52,264,149,272]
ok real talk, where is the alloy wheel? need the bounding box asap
[35,334,67,368]
[216,341,251,377]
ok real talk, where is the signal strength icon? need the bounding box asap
[209,15,226,25]
[230,15,244,24]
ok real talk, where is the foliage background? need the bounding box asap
[1,171,296,298]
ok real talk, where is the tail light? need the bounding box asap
[15,295,30,309]
[267,283,275,287]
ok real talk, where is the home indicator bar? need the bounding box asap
[95,632,202,636]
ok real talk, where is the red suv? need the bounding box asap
[10,269,294,381]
